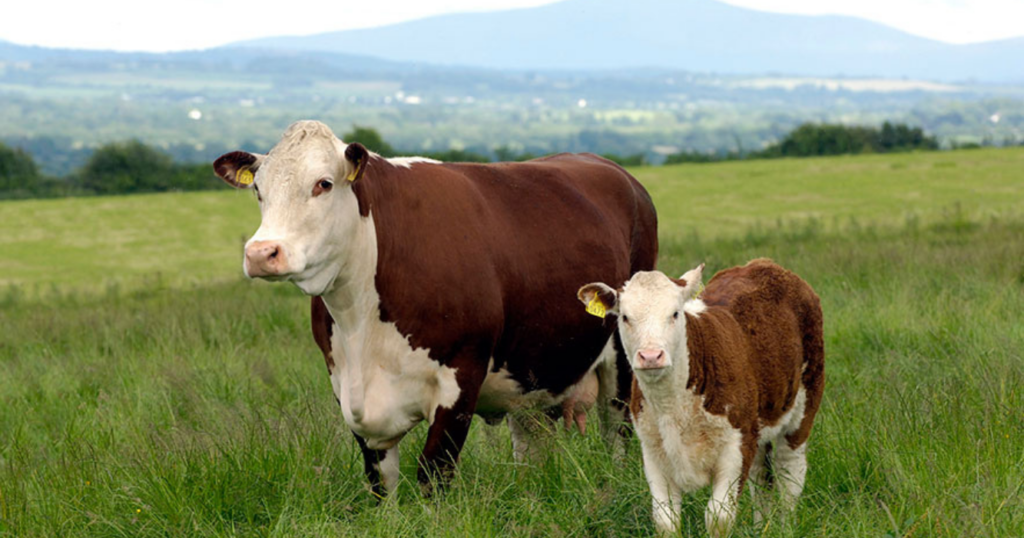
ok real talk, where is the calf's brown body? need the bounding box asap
[608,259,823,535]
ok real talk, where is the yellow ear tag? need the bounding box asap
[237,169,254,186]
[694,281,705,299]
[346,160,363,182]
[586,295,607,319]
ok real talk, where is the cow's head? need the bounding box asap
[214,121,370,295]
[578,264,704,379]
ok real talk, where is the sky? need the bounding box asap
[1,0,1021,52]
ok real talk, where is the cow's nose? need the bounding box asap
[245,240,288,277]
[636,348,666,370]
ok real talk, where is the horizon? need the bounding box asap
[1,0,1022,54]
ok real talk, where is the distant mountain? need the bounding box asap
[0,39,413,73]
[232,0,1024,82]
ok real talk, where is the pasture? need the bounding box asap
[1,149,1022,536]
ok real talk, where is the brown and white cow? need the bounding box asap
[213,120,657,495]
[578,259,824,536]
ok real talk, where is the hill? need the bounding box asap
[233,0,1024,82]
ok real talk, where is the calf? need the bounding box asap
[578,259,824,536]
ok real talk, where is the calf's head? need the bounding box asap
[578,264,704,378]
[213,121,370,295]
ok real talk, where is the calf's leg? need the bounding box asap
[773,440,808,510]
[706,434,751,538]
[748,442,773,526]
[641,444,680,534]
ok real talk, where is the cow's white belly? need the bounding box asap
[329,317,460,449]
[476,338,614,415]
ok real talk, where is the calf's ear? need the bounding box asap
[213,151,266,189]
[577,282,619,319]
[344,142,369,182]
[672,263,705,299]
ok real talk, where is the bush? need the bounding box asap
[76,141,223,195]
[342,126,396,157]
[0,142,43,197]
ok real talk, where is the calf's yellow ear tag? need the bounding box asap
[586,295,607,319]
[237,169,254,186]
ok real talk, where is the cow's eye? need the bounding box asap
[672,311,679,320]
[313,178,334,196]
[622,315,629,324]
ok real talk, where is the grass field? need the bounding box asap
[1,149,1023,536]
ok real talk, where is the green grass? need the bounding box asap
[2,149,1023,536]
[2,147,1022,294]
[634,147,1024,238]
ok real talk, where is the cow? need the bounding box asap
[213,120,657,496]
[577,259,824,536]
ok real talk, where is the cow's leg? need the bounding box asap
[508,411,551,463]
[773,440,808,511]
[353,433,400,498]
[595,339,628,445]
[417,351,488,494]
[706,435,749,538]
[597,333,633,457]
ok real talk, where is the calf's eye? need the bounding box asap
[672,311,679,320]
[622,315,629,324]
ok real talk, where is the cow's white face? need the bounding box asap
[214,121,367,295]
[578,265,704,380]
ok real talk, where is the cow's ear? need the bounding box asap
[344,142,369,183]
[578,282,619,319]
[671,263,705,299]
[213,151,265,189]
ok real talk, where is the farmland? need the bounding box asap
[1,148,1022,536]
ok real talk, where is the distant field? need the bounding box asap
[2,147,1022,294]
[634,147,1024,239]
[1,148,1022,536]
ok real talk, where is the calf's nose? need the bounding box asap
[637,348,666,370]
[245,240,287,277]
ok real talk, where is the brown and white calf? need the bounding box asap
[213,121,657,495]
[578,259,824,536]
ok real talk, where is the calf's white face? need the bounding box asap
[213,121,366,295]
[578,264,704,378]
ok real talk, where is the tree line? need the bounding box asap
[0,122,952,199]
[665,121,938,164]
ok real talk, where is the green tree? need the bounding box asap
[342,126,395,157]
[600,153,646,167]
[0,142,42,196]
[78,140,175,195]
[420,149,491,163]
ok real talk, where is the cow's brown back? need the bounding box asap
[325,152,657,400]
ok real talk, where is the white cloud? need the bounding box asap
[0,0,1020,51]
[0,0,560,52]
